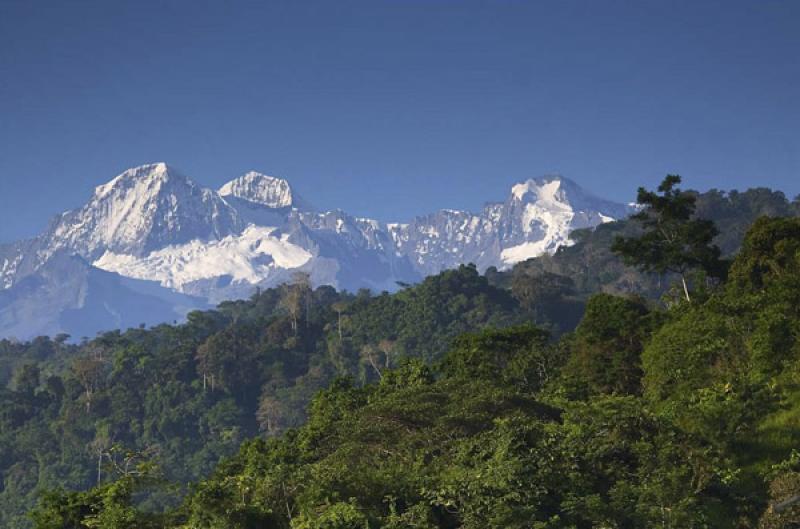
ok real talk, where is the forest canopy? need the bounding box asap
[0,182,798,528]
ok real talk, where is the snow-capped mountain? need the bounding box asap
[50,163,243,259]
[391,175,629,275]
[219,171,312,210]
[0,164,630,339]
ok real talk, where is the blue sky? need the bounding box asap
[0,0,798,243]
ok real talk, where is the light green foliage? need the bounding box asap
[291,500,369,529]
[642,304,733,402]
[7,186,800,528]
[30,468,164,529]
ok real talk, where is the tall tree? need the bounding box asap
[256,389,286,437]
[71,354,105,413]
[331,301,347,342]
[280,272,312,335]
[612,175,725,301]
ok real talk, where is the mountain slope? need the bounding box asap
[47,163,243,260]
[0,252,206,340]
[219,171,313,211]
[392,175,628,275]
[0,165,629,338]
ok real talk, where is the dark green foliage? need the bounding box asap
[612,175,726,301]
[510,269,584,333]
[344,264,518,363]
[693,188,799,255]
[99,201,795,529]
[728,216,800,292]
[512,185,797,301]
[40,314,760,528]
[440,325,558,394]
[0,264,520,527]
[561,293,656,397]
[6,184,800,528]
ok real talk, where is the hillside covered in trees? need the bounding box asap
[1,180,799,528]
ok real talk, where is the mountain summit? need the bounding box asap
[0,165,630,338]
[390,174,628,275]
[509,174,622,212]
[50,163,242,259]
[219,171,310,210]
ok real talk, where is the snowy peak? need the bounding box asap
[220,171,307,210]
[389,174,632,275]
[48,163,242,258]
[0,163,634,339]
[508,174,590,207]
[507,174,630,217]
[93,162,180,199]
[510,175,568,204]
[492,174,632,266]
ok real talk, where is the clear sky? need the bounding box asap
[0,0,798,243]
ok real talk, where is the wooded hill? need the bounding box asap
[1,181,798,528]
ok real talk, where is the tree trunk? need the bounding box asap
[681,274,691,302]
[367,354,382,379]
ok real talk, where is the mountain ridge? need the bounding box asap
[0,163,631,338]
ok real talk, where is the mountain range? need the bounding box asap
[0,163,630,339]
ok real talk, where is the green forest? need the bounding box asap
[2,178,800,528]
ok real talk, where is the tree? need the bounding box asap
[612,175,725,302]
[195,325,260,400]
[295,271,313,326]
[332,301,348,342]
[30,456,163,529]
[292,500,370,529]
[562,294,654,397]
[281,272,312,336]
[256,389,286,437]
[440,325,550,386]
[359,344,383,381]
[728,216,800,292]
[511,270,575,317]
[71,355,105,413]
[12,363,40,397]
[88,425,114,485]
[377,339,395,370]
